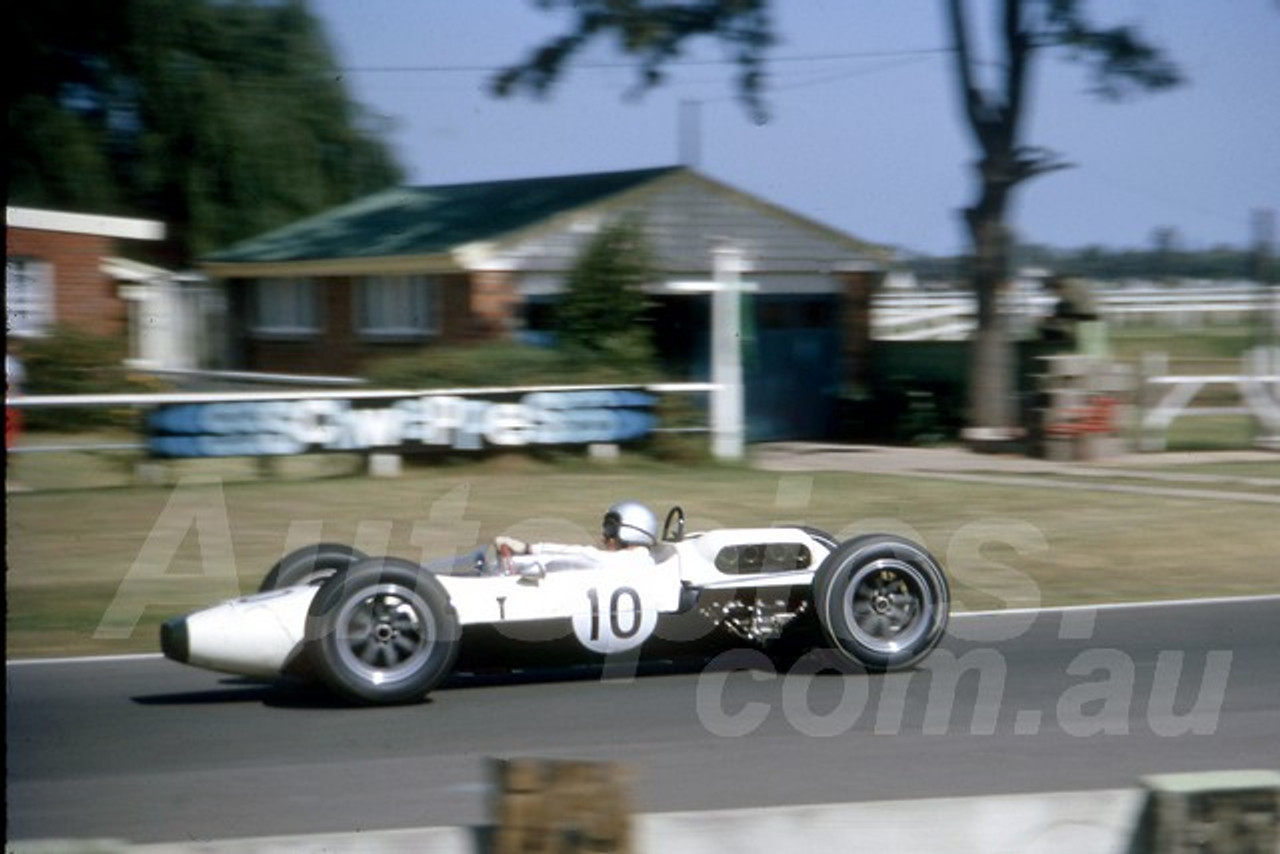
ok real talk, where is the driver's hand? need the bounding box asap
[494,535,530,555]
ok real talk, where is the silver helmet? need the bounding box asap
[603,500,658,547]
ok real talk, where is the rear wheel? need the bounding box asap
[258,543,365,592]
[304,557,460,705]
[812,535,949,671]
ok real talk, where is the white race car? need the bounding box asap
[160,507,950,705]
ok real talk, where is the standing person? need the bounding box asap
[7,341,27,491]
[1040,275,1106,354]
[6,341,25,451]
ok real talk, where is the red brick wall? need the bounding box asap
[469,270,518,340]
[6,226,125,336]
[238,271,518,375]
[840,270,885,390]
[242,277,356,375]
[439,273,477,346]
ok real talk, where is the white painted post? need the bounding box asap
[1245,346,1280,450]
[1139,351,1169,452]
[711,246,747,460]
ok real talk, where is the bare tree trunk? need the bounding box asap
[966,211,1016,434]
[947,0,1029,441]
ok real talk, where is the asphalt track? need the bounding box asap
[7,597,1279,845]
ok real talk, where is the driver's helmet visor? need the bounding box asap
[602,512,622,541]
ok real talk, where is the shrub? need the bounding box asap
[364,340,667,389]
[554,215,656,359]
[14,326,157,430]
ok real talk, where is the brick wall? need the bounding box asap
[7,226,126,337]
[242,277,357,375]
[469,270,519,340]
[839,270,884,391]
[238,271,519,375]
[439,272,478,346]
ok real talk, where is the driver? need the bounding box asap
[495,500,658,572]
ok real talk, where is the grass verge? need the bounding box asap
[6,451,1278,659]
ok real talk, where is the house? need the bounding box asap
[5,206,219,371]
[201,166,889,438]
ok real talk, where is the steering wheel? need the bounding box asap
[662,506,686,542]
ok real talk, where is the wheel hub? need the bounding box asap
[337,589,432,676]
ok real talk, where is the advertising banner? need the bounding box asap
[146,389,658,458]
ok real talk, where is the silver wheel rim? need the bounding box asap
[333,583,437,686]
[841,558,935,654]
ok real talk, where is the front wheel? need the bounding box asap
[812,535,949,671]
[304,557,460,705]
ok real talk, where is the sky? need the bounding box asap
[309,1,1279,257]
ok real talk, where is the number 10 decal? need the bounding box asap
[587,586,642,640]
[574,584,658,654]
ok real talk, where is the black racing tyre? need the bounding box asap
[258,543,366,592]
[812,534,949,672]
[305,557,460,705]
[795,525,839,552]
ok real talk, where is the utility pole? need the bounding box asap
[1253,209,1277,348]
[710,245,747,460]
[678,100,702,168]
[665,245,755,460]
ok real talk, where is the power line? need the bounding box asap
[771,54,935,92]
[337,47,949,76]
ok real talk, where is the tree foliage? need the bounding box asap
[492,0,1185,434]
[492,0,774,122]
[555,215,658,361]
[6,0,403,260]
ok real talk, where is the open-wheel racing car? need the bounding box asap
[160,506,951,705]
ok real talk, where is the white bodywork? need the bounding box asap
[181,587,316,678]
[170,527,835,679]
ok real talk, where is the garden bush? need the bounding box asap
[364,339,667,390]
[14,326,161,430]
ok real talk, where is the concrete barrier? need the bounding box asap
[13,772,1277,854]
[10,789,1143,854]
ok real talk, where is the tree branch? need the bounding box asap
[491,0,774,122]
[1002,0,1030,151]
[946,0,989,142]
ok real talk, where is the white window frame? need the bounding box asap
[356,274,439,340]
[5,257,55,336]
[251,277,321,337]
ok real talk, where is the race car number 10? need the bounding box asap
[573,584,658,654]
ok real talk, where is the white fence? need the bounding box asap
[874,282,1278,341]
[1138,348,1280,451]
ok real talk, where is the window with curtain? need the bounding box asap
[5,257,55,336]
[251,277,320,335]
[357,274,439,339]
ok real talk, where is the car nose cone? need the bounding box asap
[160,617,190,663]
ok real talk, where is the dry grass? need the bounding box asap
[7,451,1279,659]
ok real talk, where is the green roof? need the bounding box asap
[203,166,683,265]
